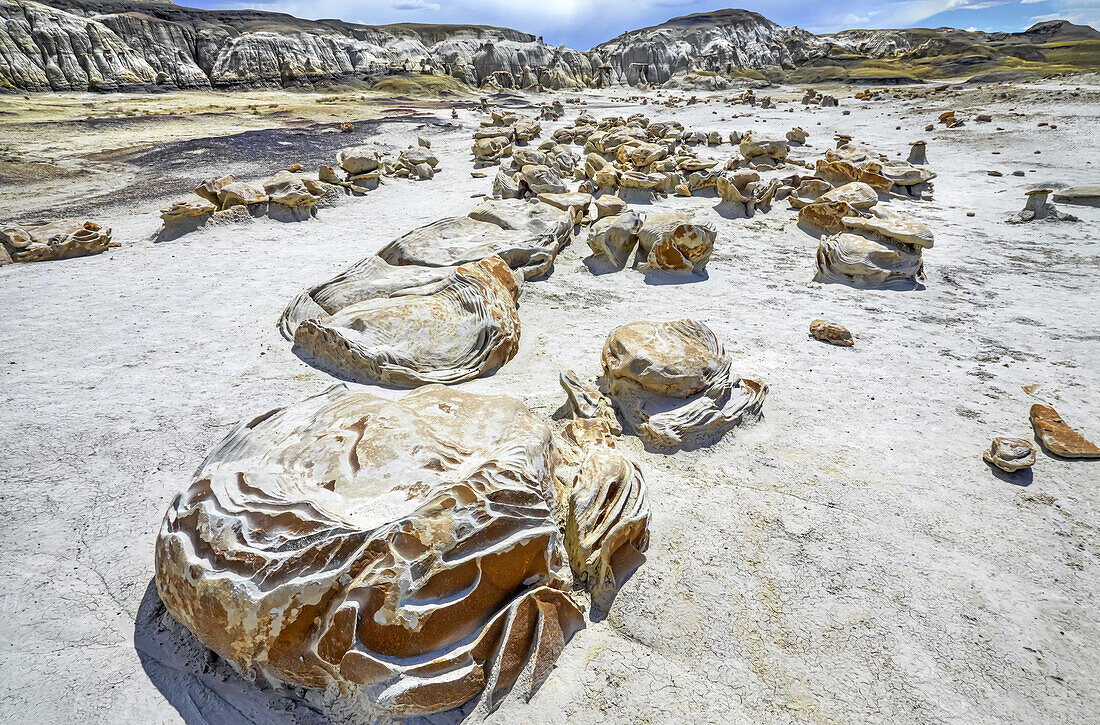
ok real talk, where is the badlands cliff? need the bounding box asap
[2,0,1098,92]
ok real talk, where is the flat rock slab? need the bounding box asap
[1030,404,1100,458]
[1052,186,1100,207]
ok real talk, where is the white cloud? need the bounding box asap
[392,0,440,10]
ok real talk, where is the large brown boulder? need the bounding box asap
[155,383,584,717]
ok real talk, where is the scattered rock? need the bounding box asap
[809,319,854,346]
[983,437,1036,472]
[1030,404,1100,458]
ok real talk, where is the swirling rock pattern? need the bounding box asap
[154,383,585,717]
[601,320,767,447]
[557,373,649,610]
[1,219,112,263]
[293,256,521,387]
[816,232,925,289]
[380,200,572,280]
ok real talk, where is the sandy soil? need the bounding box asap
[1,78,1099,724]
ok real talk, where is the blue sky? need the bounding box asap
[182,0,1100,49]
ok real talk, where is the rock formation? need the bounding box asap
[1030,404,1100,458]
[1007,189,1079,223]
[293,256,521,387]
[600,320,767,447]
[1,219,112,263]
[557,372,649,610]
[983,437,1037,472]
[636,212,716,273]
[2,1,1096,92]
[378,200,572,280]
[809,319,854,346]
[154,383,585,717]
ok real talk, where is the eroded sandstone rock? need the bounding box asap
[636,212,716,273]
[1,219,112,263]
[293,256,520,386]
[587,211,643,268]
[983,437,1037,472]
[601,320,766,447]
[1030,404,1100,458]
[815,232,924,288]
[809,319,854,346]
[155,383,584,717]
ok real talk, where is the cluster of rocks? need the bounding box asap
[1,219,114,264]
[802,88,839,106]
[279,197,575,386]
[324,139,443,189]
[471,109,543,166]
[159,168,336,240]
[983,404,1099,474]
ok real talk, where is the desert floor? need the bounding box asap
[1,79,1098,724]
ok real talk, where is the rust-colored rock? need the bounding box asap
[809,319,854,346]
[1030,404,1100,458]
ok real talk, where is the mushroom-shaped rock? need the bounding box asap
[983,437,1037,472]
[293,256,521,386]
[815,232,924,289]
[601,320,766,447]
[1030,404,1100,458]
[154,383,584,718]
[1008,189,1079,224]
[636,212,716,274]
[907,140,928,165]
[809,319,854,346]
[1,219,112,263]
[587,211,643,269]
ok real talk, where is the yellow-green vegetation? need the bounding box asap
[369,73,469,97]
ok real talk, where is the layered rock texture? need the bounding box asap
[4,1,1096,92]
[154,383,585,716]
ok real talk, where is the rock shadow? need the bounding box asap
[986,463,1034,486]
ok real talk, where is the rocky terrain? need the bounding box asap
[2,1,1098,92]
[2,68,1100,722]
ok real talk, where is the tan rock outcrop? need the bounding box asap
[636,212,716,273]
[293,256,521,386]
[601,320,767,447]
[155,383,584,717]
[1,220,112,263]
